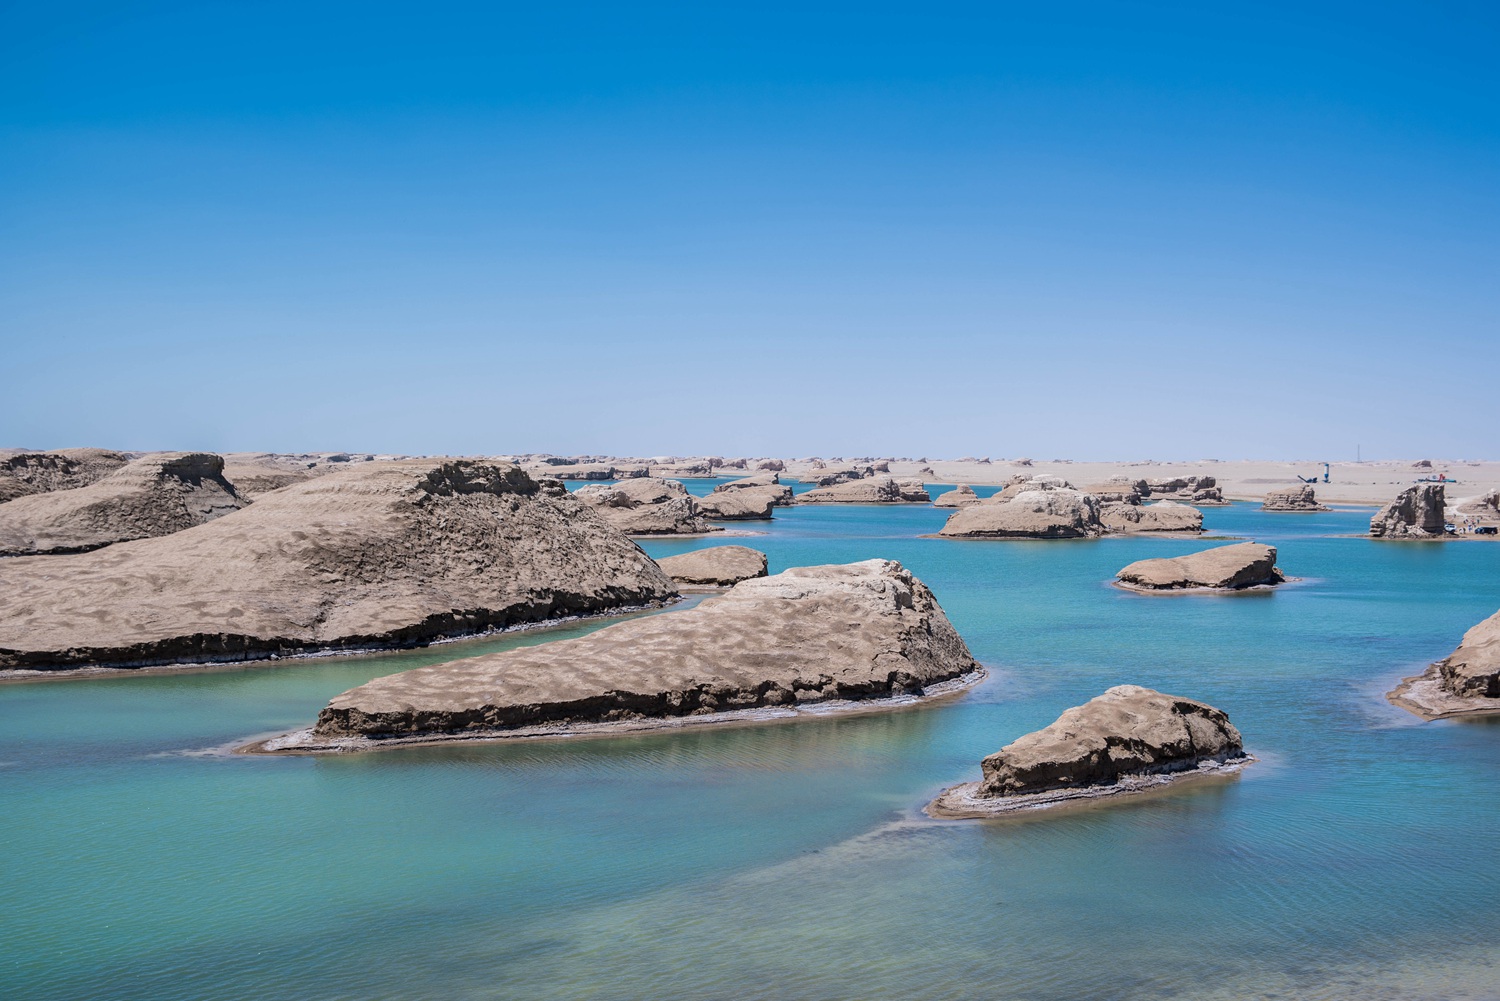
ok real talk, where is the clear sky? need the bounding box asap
[3,2,1496,460]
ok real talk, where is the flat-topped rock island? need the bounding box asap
[0,460,677,672]
[928,685,1251,818]
[251,559,982,752]
[1115,542,1286,592]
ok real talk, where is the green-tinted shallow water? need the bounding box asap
[5,498,1500,1000]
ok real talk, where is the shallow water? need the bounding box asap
[4,499,1500,1000]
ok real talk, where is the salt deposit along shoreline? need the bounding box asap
[239,668,988,755]
[244,560,982,754]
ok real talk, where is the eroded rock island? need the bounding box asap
[274,559,980,749]
[1116,542,1284,592]
[928,685,1250,817]
[1388,608,1500,719]
[656,546,769,587]
[0,460,677,671]
[0,452,246,556]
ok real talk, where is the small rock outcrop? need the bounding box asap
[813,466,873,487]
[656,546,769,587]
[0,460,678,671]
[1144,476,1227,505]
[1116,542,1284,591]
[1370,484,1447,538]
[575,478,720,535]
[0,452,247,556]
[1099,500,1203,534]
[798,477,930,504]
[301,560,980,745]
[932,484,980,508]
[939,481,1102,539]
[1262,485,1330,512]
[696,474,795,520]
[1388,608,1500,720]
[0,448,129,503]
[927,685,1248,817]
[756,459,786,472]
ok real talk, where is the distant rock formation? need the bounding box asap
[656,546,768,587]
[1261,485,1330,512]
[798,477,930,504]
[0,460,677,671]
[1370,484,1447,538]
[1388,608,1500,720]
[932,484,980,508]
[1083,478,1148,503]
[1116,542,1284,591]
[928,685,1247,816]
[696,474,794,520]
[0,448,129,503]
[0,452,247,556]
[939,479,1102,539]
[219,454,324,498]
[295,560,980,747]
[814,466,873,487]
[1144,476,1227,506]
[575,478,720,535]
[1099,500,1204,534]
[756,459,786,472]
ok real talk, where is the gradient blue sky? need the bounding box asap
[3,2,1496,459]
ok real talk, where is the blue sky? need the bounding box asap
[3,2,1496,459]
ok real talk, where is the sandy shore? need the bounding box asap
[1387,667,1500,721]
[238,668,988,755]
[925,755,1255,819]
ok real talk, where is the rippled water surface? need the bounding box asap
[5,493,1500,1000]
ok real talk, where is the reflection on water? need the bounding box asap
[4,501,1500,1000]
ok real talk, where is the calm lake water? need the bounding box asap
[5,493,1500,1000]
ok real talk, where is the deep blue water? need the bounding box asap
[4,498,1500,1000]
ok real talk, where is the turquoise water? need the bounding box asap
[5,500,1500,999]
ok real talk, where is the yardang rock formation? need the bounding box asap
[0,460,677,671]
[1389,608,1500,719]
[286,560,979,748]
[928,685,1249,817]
[656,546,769,587]
[1116,542,1285,591]
[574,478,720,535]
[0,452,246,556]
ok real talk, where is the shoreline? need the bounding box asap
[924,755,1256,820]
[1386,667,1500,721]
[237,668,989,755]
[0,597,690,685]
[1111,579,1291,596]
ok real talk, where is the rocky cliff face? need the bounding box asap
[0,452,246,556]
[1262,485,1330,512]
[574,478,719,534]
[1370,484,1447,538]
[1436,609,1500,699]
[1116,542,1284,591]
[307,559,978,742]
[0,460,677,670]
[975,686,1244,797]
[0,448,129,503]
[798,477,930,504]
